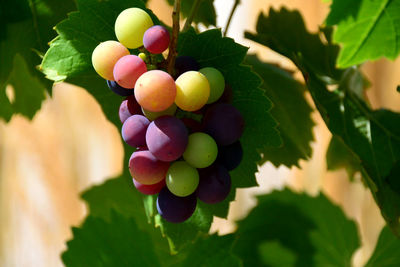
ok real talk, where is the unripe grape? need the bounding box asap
[183,133,218,168]
[166,161,199,197]
[115,8,153,49]
[92,41,129,80]
[175,71,210,111]
[199,67,225,104]
[142,104,177,121]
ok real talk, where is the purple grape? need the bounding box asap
[122,115,150,148]
[174,56,200,77]
[118,95,142,123]
[107,80,133,96]
[143,25,170,54]
[203,103,245,146]
[217,141,243,170]
[157,187,197,223]
[197,164,231,204]
[129,150,170,185]
[146,116,188,162]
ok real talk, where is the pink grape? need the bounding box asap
[121,115,150,148]
[133,177,165,195]
[143,25,170,54]
[129,150,169,185]
[119,95,142,123]
[113,55,147,89]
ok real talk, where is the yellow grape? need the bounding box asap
[175,71,210,111]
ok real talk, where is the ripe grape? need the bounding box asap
[113,55,147,89]
[115,8,153,49]
[107,80,133,96]
[143,25,170,54]
[121,115,150,148]
[119,95,143,123]
[217,141,243,170]
[92,41,129,80]
[142,104,177,121]
[174,56,199,77]
[157,187,197,223]
[199,67,225,104]
[175,71,210,111]
[203,103,244,146]
[135,70,176,112]
[183,133,218,168]
[181,118,203,133]
[166,161,199,197]
[133,177,165,195]
[146,116,188,162]
[197,164,231,204]
[129,150,169,185]
[217,84,233,104]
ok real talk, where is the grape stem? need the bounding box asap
[224,0,241,37]
[166,0,181,75]
[182,0,203,32]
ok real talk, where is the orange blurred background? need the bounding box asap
[1,0,400,266]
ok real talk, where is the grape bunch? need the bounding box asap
[91,7,245,223]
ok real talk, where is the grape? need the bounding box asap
[107,80,133,96]
[143,25,170,54]
[174,56,199,77]
[142,104,177,121]
[133,177,165,195]
[122,115,150,148]
[181,118,203,133]
[119,95,143,123]
[203,103,244,146]
[175,71,210,111]
[157,187,197,223]
[183,133,218,168]
[129,150,169,185]
[115,8,153,49]
[138,52,147,62]
[135,70,176,112]
[113,55,147,89]
[199,67,225,104]
[166,161,199,197]
[197,164,231,204]
[217,84,233,104]
[92,41,129,80]
[217,141,243,170]
[146,116,188,161]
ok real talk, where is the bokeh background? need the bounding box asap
[1,0,400,266]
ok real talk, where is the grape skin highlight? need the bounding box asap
[92,41,129,80]
[115,8,153,49]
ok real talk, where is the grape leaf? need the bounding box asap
[166,0,216,27]
[0,0,75,121]
[245,54,314,167]
[326,0,400,67]
[246,7,400,235]
[365,226,400,267]
[233,189,360,267]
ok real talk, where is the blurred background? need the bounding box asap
[1,0,400,266]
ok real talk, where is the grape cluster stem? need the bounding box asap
[166,0,181,75]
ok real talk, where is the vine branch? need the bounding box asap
[224,0,240,37]
[182,0,202,32]
[166,0,181,75]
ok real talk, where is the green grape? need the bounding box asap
[142,103,177,121]
[166,161,199,197]
[199,67,225,104]
[91,41,129,80]
[175,71,210,111]
[138,52,147,62]
[183,133,218,168]
[115,8,153,49]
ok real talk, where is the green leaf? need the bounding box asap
[365,226,400,267]
[258,241,297,267]
[233,189,360,267]
[166,0,216,27]
[245,55,314,167]
[326,0,400,67]
[0,0,75,121]
[326,136,362,179]
[245,7,400,235]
